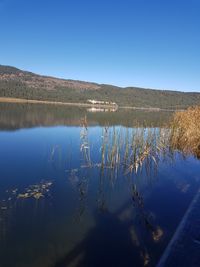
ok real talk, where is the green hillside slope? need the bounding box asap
[0,65,199,109]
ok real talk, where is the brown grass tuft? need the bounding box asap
[170,106,200,157]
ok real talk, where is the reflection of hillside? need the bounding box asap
[0,103,172,130]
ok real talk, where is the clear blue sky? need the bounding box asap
[0,0,200,92]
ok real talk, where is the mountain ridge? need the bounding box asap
[0,64,200,109]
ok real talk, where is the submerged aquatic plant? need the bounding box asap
[0,180,53,241]
[17,180,53,200]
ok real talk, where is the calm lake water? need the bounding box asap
[0,103,199,267]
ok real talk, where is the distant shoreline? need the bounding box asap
[0,97,117,109]
[0,97,177,112]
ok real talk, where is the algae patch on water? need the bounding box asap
[17,181,53,200]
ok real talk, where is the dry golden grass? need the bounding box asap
[170,106,200,157]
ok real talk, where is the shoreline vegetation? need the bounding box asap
[170,106,200,158]
[79,106,200,176]
[0,97,178,112]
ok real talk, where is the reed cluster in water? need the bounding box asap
[80,117,171,176]
[101,127,171,175]
[170,106,200,158]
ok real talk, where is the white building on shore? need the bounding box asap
[87,99,117,106]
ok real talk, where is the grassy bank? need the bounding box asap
[170,106,200,157]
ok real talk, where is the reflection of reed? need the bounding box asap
[0,199,12,242]
[80,116,92,167]
[77,119,173,221]
[78,120,166,232]
[76,176,89,221]
[131,184,163,242]
[75,121,169,249]
[55,194,164,267]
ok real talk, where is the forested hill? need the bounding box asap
[0,65,200,109]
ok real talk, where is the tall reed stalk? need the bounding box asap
[80,116,171,176]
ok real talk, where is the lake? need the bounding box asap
[0,103,199,267]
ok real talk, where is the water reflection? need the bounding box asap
[55,202,140,267]
[87,107,117,112]
[0,102,171,130]
[0,104,199,267]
